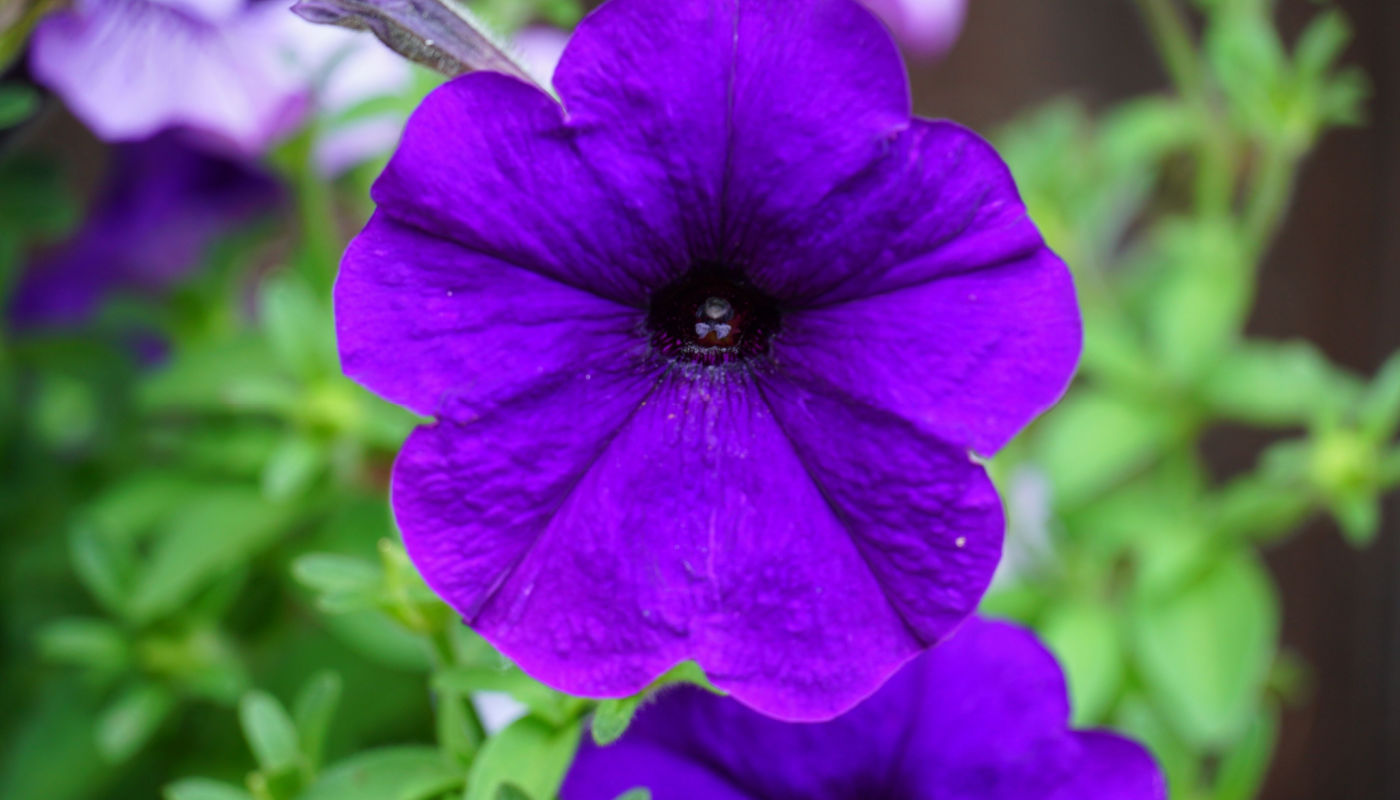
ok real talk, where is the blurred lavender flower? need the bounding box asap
[338,0,1079,720]
[862,0,964,58]
[30,0,308,154]
[511,25,569,88]
[276,12,415,174]
[30,0,411,171]
[9,133,278,328]
[563,619,1165,800]
[992,464,1055,587]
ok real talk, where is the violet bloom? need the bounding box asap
[10,134,278,327]
[338,0,1079,719]
[862,0,965,58]
[30,0,307,154]
[563,619,1164,800]
[30,0,412,170]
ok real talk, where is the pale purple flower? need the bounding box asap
[30,0,308,154]
[563,619,1165,800]
[10,133,278,327]
[30,0,412,170]
[862,0,965,57]
[271,8,415,174]
[338,0,1079,720]
[512,26,570,88]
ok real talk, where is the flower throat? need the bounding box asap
[646,264,779,367]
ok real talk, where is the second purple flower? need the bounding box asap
[337,0,1080,720]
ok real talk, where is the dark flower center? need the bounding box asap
[647,264,779,366]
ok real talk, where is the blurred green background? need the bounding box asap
[2,1,1398,799]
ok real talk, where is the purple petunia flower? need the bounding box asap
[30,0,411,170]
[30,0,308,154]
[9,133,278,328]
[562,618,1165,800]
[862,0,965,58]
[337,0,1079,720]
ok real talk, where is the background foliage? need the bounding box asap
[0,1,1394,799]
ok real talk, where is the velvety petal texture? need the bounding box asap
[561,619,1167,800]
[339,0,1080,719]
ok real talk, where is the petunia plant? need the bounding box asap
[0,1,1393,800]
[336,0,1079,721]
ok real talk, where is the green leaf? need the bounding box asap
[1206,5,1290,135]
[494,785,530,800]
[68,526,135,617]
[1198,340,1360,426]
[1329,489,1380,546]
[96,684,175,763]
[301,747,461,800]
[0,156,77,238]
[260,273,336,379]
[591,698,640,746]
[138,336,288,414]
[37,618,128,669]
[1293,11,1350,82]
[1131,551,1278,748]
[164,778,256,800]
[0,683,109,800]
[239,691,302,772]
[82,472,199,543]
[1033,390,1176,508]
[293,553,382,594]
[1359,349,1400,440]
[261,433,324,501]
[612,790,652,800]
[127,487,291,623]
[1210,464,1313,542]
[0,83,39,128]
[1211,705,1278,800]
[588,662,720,746]
[293,672,342,769]
[434,667,576,726]
[1040,601,1122,725]
[464,716,581,800]
[1142,220,1251,383]
[1113,693,1200,795]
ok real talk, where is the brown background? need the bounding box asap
[905,1,1398,797]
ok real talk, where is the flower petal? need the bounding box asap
[372,70,692,306]
[896,620,1166,800]
[392,365,661,628]
[772,246,1081,455]
[11,134,278,327]
[31,1,306,153]
[561,738,754,800]
[754,371,1004,645]
[748,119,1046,306]
[555,0,909,263]
[401,366,999,720]
[1047,732,1168,800]
[336,212,641,415]
[561,620,1166,800]
[472,370,921,720]
[567,674,914,800]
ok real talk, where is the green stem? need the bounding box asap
[1132,0,1236,217]
[273,128,340,287]
[427,625,486,765]
[1134,0,1205,102]
[1241,144,1299,260]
